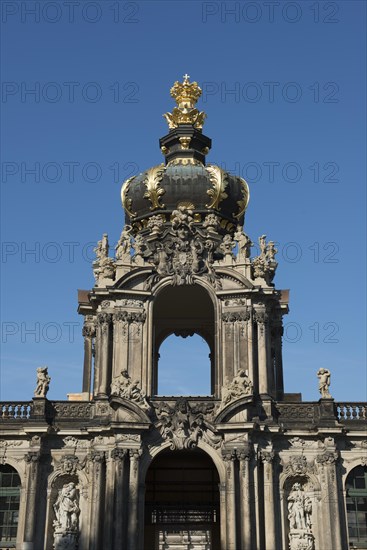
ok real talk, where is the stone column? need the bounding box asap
[238,448,252,550]
[316,451,343,549]
[111,448,127,549]
[223,450,237,550]
[255,309,270,396]
[23,452,41,547]
[260,450,276,550]
[96,313,112,398]
[89,451,106,550]
[82,320,96,394]
[127,449,142,550]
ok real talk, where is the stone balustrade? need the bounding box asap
[0,402,33,419]
[336,402,367,421]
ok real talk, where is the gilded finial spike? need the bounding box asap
[163,75,207,130]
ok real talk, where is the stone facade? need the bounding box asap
[0,77,366,550]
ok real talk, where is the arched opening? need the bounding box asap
[157,334,212,395]
[153,285,215,396]
[346,465,367,547]
[144,449,220,550]
[0,465,21,548]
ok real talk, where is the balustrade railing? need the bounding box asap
[336,402,367,421]
[0,402,33,419]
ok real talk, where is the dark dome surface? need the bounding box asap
[121,160,249,231]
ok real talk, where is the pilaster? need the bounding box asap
[259,450,277,550]
[89,450,106,550]
[222,449,237,550]
[127,448,142,550]
[23,451,41,548]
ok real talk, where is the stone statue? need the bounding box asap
[221,369,253,406]
[34,367,51,397]
[94,233,109,261]
[259,234,267,257]
[53,482,79,532]
[93,233,116,282]
[111,370,150,410]
[251,234,278,282]
[132,233,146,258]
[266,241,277,262]
[287,482,312,531]
[234,225,252,260]
[220,234,235,259]
[317,368,332,399]
[115,225,132,260]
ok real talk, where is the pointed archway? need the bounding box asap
[144,448,220,550]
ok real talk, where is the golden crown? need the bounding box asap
[170,74,202,107]
[163,75,206,130]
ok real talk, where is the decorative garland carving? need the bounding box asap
[222,310,250,323]
[113,311,146,323]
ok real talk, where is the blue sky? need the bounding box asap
[1,0,366,402]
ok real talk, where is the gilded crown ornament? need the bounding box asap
[163,74,207,130]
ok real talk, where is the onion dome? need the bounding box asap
[121,75,249,234]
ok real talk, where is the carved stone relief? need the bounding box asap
[220,369,253,407]
[154,399,222,450]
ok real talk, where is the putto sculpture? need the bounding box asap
[34,366,51,398]
[317,368,332,399]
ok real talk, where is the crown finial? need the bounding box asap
[163,75,207,130]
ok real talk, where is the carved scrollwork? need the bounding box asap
[205,165,228,210]
[121,175,137,218]
[316,451,338,465]
[234,176,250,219]
[143,164,166,211]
